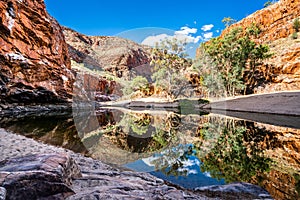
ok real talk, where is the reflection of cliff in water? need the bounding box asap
[73,108,192,165]
[1,107,300,199]
[247,123,300,200]
[194,116,300,200]
[0,112,89,155]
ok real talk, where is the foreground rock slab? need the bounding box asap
[196,182,273,200]
[0,187,6,200]
[0,154,81,199]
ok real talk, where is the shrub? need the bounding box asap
[122,76,149,96]
[293,18,300,32]
[292,32,298,39]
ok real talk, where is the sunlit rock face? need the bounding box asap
[0,0,74,105]
[63,27,151,80]
[196,0,300,93]
[220,0,300,43]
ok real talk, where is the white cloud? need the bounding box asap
[175,26,197,35]
[141,26,202,47]
[141,34,169,46]
[201,24,214,32]
[174,34,202,44]
[203,32,213,40]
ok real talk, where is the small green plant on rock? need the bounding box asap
[263,0,278,8]
[292,32,298,40]
[293,18,300,32]
[222,17,237,28]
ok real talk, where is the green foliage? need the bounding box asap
[119,113,151,136]
[122,76,149,96]
[263,1,273,7]
[197,119,272,183]
[150,38,193,99]
[222,17,237,28]
[263,0,278,8]
[293,18,300,32]
[194,24,272,97]
[246,22,262,37]
[292,32,298,39]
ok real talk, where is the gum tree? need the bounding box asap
[150,38,193,99]
[194,24,272,97]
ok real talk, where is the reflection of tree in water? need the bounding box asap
[102,112,181,153]
[119,113,152,136]
[148,116,272,181]
[197,117,272,183]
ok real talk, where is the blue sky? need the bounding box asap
[44,0,268,57]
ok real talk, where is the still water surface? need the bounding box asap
[1,108,300,199]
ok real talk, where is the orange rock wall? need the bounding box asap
[0,0,74,104]
[221,0,300,43]
[196,0,300,93]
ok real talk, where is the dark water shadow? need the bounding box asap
[206,109,300,129]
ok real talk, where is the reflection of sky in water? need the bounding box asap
[124,148,225,189]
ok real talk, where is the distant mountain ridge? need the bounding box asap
[63,27,151,80]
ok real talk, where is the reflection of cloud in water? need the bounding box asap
[181,158,200,167]
[178,168,198,175]
[203,172,212,178]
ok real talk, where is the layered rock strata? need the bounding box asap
[0,0,74,105]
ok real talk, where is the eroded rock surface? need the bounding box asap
[196,182,272,199]
[73,72,118,105]
[0,0,74,106]
[0,187,6,200]
[0,153,81,199]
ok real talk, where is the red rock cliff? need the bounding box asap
[63,27,151,80]
[221,0,300,43]
[196,0,300,93]
[0,0,74,105]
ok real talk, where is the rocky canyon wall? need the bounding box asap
[0,0,74,105]
[63,27,151,80]
[196,0,300,93]
[221,0,300,43]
